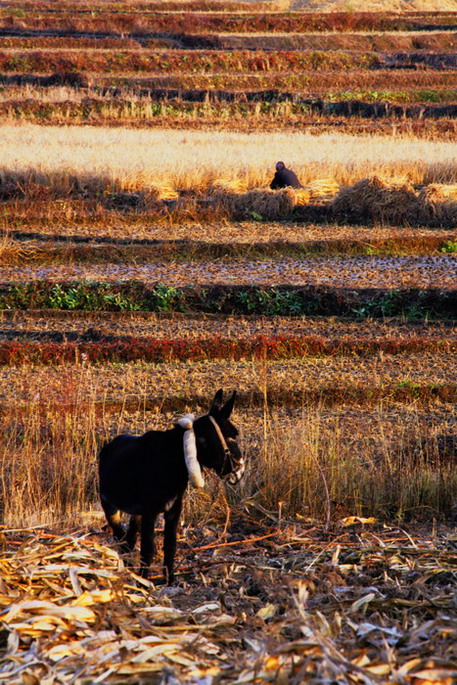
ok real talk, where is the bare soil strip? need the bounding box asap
[1,255,455,289]
[1,310,454,341]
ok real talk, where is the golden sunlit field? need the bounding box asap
[0,0,456,683]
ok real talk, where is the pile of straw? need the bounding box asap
[418,184,457,224]
[209,178,249,194]
[147,183,179,202]
[291,187,311,205]
[213,186,296,220]
[331,176,457,226]
[208,178,339,218]
[303,178,340,203]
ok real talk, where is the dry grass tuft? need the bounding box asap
[331,176,457,226]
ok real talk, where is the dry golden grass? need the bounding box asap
[1,389,455,527]
[0,125,456,195]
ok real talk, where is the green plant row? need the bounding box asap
[0,282,455,318]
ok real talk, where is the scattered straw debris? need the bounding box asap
[1,524,457,683]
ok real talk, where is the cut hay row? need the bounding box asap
[2,177,457,226]
[331,175,457,226]
[210,177,457,224]
[2,233,453,265]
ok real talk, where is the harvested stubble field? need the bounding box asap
[1,2,457,682]
[2,354,456,411]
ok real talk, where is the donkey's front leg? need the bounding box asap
[101,497,128,550]
[163,497,183,585]
[126,515,141,552]
[139,512,158,578]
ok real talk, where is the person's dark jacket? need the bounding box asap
[270,167,302,189]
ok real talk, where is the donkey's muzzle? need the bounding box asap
[227,456,245,485]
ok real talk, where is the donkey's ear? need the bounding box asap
[209,389,224,415]
[220,390,237,420]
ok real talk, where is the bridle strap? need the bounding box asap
[207,415,231,455]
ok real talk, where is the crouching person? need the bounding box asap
[270,161,302,189]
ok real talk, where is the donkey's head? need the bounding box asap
[190,389,244,485]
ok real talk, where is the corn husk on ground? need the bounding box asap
[2,525,457,684]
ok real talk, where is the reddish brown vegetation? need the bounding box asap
[1,11,455,34]
[0,333,455,365]
[0,49,380,74]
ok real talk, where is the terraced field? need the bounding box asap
[0,1,456,683]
